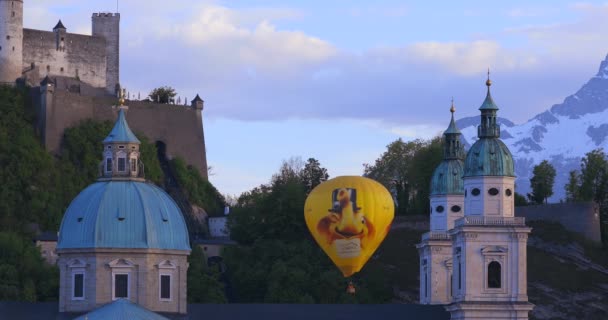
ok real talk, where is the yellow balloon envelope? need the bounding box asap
[304,176,394,277]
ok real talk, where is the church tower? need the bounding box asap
[0,0,23,83]
[446,74,533,319]
[417,101,465,304]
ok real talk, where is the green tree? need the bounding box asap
[514,192,528,206]
[187,245,226,303]
[149,86,177,104]
[224,158,392,303]
[299,158,329,194]
[364,137,442,215]
[565,170,580,202]
[528,160,556,204]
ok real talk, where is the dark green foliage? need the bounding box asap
[225,158,392,303]
[563,149,608,244]
[301,158,329,194]
[187,245,227,303]
[0,232,59,301]
[149,86,177,104]
[170,157,226,216]
[0,85,65,232]
[528,160,556,204]
[364,137,443,215]
[138,135,163,184]
[514,192,529,206]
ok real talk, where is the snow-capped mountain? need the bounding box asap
[457,54,608,202]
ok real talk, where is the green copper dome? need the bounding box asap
[431,159,464,195]
[431,103,465,195]
[464,138,514,177]
[463,75,514,177]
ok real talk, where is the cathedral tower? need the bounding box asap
[418,102,465,305]
[0,0,23,83]
[446,74,533,319]
[92,12,120,94]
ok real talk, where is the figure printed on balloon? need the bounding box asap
[317,188,375,255]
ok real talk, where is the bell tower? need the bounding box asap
[0,0,23,84]
[447,74,534,320]
[418,101,465,305]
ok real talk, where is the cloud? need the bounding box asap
[404,40,539,76]
[22,1,608,126]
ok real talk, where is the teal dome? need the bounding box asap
[430,159,464,195]
[57,181,191,251]
[463,138,515,177]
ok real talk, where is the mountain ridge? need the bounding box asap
[456,53,608,201]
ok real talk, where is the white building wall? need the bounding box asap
[208,217,229,238]
[430,194,464,231]
[463,176,515,217]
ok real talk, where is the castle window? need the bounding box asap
[12,11,15,17]
[471,188,480,196]
[451,205,461,213]
[118,157,126,172]
[60,67,64,73]
[488,188,499,196]
[505,189,512,197]
[119,145,125,149]
[113,274,129,299]
[130,158,137,172]
[72,272,84,300]
[6,35,10,40]
[488,261,501,288]
[160,274,171,300]
[47,65,50,72]
[106,158,112,172]
[435,205,444,213]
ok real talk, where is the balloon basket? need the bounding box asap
[346,280,356,295]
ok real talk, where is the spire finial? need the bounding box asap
[486,68,492,87]
[450,97,455,113]
[118,88,126,106]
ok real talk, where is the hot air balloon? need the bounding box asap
[304,176,394,278]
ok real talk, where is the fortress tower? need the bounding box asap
[92,12,120,94]
[0,0,23,84]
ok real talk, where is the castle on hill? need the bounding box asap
[0,0,208,178]
[0,0,118,93]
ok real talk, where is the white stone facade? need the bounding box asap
[57,248,189,314]
[463,176,515,217]
[430,194,464,231]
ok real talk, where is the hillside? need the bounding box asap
[375,216,608,319]
[6,85,224,234]
[457,53,608,201]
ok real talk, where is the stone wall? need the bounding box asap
[515,202,601,243]
[22,29,107,88]
[92,13,119,94]
[38,82,208,178]
[0,0,23,83]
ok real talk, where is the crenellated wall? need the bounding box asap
[37,80,208,178]
[22,29,107,88]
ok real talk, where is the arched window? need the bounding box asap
[105,157,112,173]
[488,261,501,288]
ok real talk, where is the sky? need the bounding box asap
[25,0,608,197]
